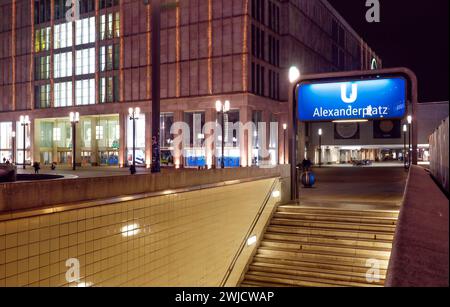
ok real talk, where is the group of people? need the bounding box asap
[2,157,58,174]
[1,157,12,165]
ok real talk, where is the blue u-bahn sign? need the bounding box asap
[297,77,407,121]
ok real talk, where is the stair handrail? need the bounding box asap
[219,177,280,287]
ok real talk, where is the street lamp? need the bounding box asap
[289,66,301,84]
[318,129,323,168]
[216,100,230,169]
[69,112,80,171]
[129,107,141,174]
[19,115,30,169]
[11,131,16,164]
[403,124,408,169]
[283,123,287,164]
[407,115,412,167]
[289,66,300,201]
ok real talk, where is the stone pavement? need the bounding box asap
[298,166,408,210]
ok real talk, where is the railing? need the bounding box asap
[219,177,280,287]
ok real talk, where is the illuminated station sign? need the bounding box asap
[297,77,407,122]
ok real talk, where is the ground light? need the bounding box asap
[247,235,257,246]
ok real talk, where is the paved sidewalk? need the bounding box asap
[299,166,408,209]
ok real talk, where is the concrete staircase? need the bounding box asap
[241,205,399,287]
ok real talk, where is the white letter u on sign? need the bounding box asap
[341,83,358,104]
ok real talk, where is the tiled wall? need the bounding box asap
[0,177,280,287]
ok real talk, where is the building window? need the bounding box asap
[75,48,95,75]
[75,79,95,105]
[54,82,73,107]
[54,0,71,21]
[79,0,95,14]
[34,0,51,24]
[35,84,51,109]
[0,122,13,162]
[99,44,120,71]
[54,22,73,49]
[35,55,50,80]
[54,52,73,78]
[35,27,51,52]
[75,17,96,45]
[100,13,120,40]
[100,0,119,9]
[99,76,119,103]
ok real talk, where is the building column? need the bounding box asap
[145,112,152,168]
[90,117,98,166]
[174,110,183,168]
[119,112,126,167]
[31,118,38,164]
[75,121,82,166]
[204,108,215,168]
[239,106,250,167]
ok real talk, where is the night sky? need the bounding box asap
[328,0,449,102]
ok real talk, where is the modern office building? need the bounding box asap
[0,0,381,168]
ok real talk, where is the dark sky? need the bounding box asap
[328,0,449,102]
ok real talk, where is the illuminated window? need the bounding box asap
[35,84,51,109]
[54,82,73,107]
[53,127,61,141]
[54,22,73,49]
[54,52,73,78]
[99,76,119,103]
[35,27,51,52]
[96,125,104,140]
[35,55,50,80]
[75,17,96,45]
[100,13,120,40]
[99,44,119,71]
[75,79,95,105]
[75,48,95,75]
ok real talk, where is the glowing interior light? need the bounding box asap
[272,190,281,198]
[121,223,140,237]
[247,235,257,246]
[77,281,93,287]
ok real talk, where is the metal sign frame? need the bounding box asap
[290,68,419,201]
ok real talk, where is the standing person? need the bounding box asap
[33,162,40,174]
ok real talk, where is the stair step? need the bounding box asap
[264,232,393,249]
[251,257,387,277]
[244,271,382,287]
[256,248,390,268]
[267,225,395,241]
[248,264,384,285]
[278,206,399,218]
[260,240,392,257]
[273,212,397,226]
[240,205,398,288]
[270,218,396,233]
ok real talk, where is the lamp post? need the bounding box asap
[129,107,141,173]
[69,112,80,171]
[318,129,323,168]
[403,124,408,169]
[283,123,287,164]
[11,131,16,164]
[19,115,30,169]
[216,100,230,169]
[288,66,300,201]
[407,115,412,168]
